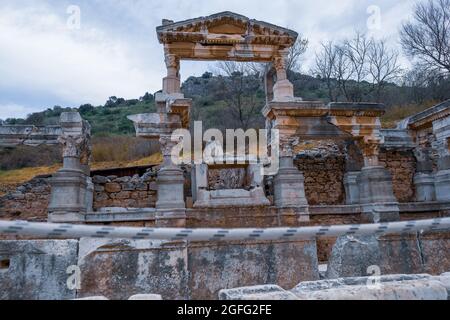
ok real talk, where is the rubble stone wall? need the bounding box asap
[379,150,417,203]
[0,177,51,222]
[295,155,347,205]
[92,174,158,209]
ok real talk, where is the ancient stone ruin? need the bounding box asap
[0,12,450,300]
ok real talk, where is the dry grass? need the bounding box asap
[0,153,162,196]
[382,101,438,128]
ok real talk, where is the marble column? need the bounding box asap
[272,50,295,102]
[272,137,309,220]
[48,112,92,222]
[163,53,181,95]
[156,134,186,227]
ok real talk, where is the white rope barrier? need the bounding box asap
[0,217,449,242]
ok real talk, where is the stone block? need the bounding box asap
[105,183,121,193]
[93,176,110,184]
[128,294,163,300]
[0,240,79,300]
[219,285,298,300]
[293,280,447,300]
[77,238,188,300]
[327,233,450,279]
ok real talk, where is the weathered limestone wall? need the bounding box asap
[1,234,449,300]
[379,150,417,203]
[0,240,78,300]
[295,155,346,205]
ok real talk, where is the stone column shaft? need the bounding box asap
[272,51,294,102]
[156,134,186,227]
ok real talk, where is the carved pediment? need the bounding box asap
[157,11,298,47]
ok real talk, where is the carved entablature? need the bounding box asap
[407,100,450,131]
[156,11,298,62]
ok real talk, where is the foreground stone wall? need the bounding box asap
[0,240,78,300]
[0,238,319,300]
[1,234,449,300]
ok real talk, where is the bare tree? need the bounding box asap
[343,32,372,101]
[400,0,450,74]
[213,62,263,130]
[313,41,340,101]
[286,36,309,73]
[368,39,403,101]
[334,44,355,102]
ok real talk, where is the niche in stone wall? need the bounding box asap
[207,164,249,190]
[0,259,10,270]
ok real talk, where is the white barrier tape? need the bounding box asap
[0,218,449,242]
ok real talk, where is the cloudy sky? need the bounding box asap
[0,0,417,119]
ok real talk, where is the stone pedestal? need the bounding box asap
[435,169,450,201]
[48,157,88,222]
[156,166,186,226]
[414,173,436,202]
[273,79,294,102]
[343,171,360,205]
[273,157,309,214]
[357,166,399,223]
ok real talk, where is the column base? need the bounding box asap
[414,172,436,202]
[156,166,186,210]
[273,158,309,209]
[357,166,399,222]
[48,167,88,222]
[273,80,295,102]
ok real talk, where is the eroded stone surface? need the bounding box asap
[327,233,450,279]
[188,239,319,300]
[0,240,78,300]
[77,238,189,300]
[219,285,298,300]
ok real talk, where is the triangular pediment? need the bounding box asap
[157,11,298,45]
